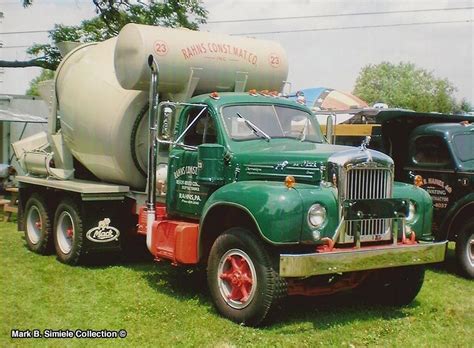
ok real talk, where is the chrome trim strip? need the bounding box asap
[279,241,447,277]
[246,172,313,179]
[331,217,345,242]
[405,168,474,175]
[286,167,319,172]
[403,167,457,174]
[244,164,274,169]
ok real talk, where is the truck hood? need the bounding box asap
[231,140,352,183]
[234,140,351,162]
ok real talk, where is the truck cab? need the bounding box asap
[165,92,334,218]
[379,114,474,277]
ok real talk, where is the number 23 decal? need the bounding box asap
[269,54,280,68]
[154,41,168,56]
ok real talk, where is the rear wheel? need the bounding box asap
[455,218,474,278]
[24,194,52,254]
[357,265,425,306]
[54,198,84,265]
[207,228,286,326]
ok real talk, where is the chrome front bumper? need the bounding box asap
[279,241,447,277]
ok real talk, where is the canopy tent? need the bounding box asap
[297,88,368,111]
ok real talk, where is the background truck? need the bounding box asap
[321,109,473,278]
[13,24,446,326]
[376,111,473,278]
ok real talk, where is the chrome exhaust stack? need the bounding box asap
[146,55,159,251]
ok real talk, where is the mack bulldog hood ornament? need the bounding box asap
[360,136,372,162]
[360,135,371,151]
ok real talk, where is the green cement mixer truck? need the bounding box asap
[13,24,446,326]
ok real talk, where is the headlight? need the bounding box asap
[308,204,327,228]
[406,201,416,222]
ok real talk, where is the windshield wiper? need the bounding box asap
[236,112,271,142]
[299,118,309,141]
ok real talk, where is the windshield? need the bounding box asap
[221,104,324,143]
[453,133,474,162]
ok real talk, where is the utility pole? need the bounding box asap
[0,12,4,85]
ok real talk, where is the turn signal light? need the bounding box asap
[285,175,296,188]
[248,89,258,96]
[414,175,423,187]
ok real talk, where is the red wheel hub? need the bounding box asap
[66,228,74,238]
[35,221,42,229]
[219,255,254,302]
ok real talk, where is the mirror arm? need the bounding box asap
[175,106,207,144]
[174,143,198,151]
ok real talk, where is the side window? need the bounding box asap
[413,135,451,167]
[183,108,217,146]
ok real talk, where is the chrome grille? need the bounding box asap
[344,168,391,200]
[346,219,390,240]
[344,168,392,241]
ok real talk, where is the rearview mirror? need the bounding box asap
[326,114,334,144]
[157,103,175,141]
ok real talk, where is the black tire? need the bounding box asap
[24,194,52,254]
[53,198,84,265]
[357,265,425,306]
[207,228,286,326]
[455,219,474,279]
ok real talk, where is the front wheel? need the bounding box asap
[207,228,286,326]
[53,198,84,265]
[455,218,474,278]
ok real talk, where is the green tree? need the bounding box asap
[353,62,458,113]
[455,98,473,114]
[25,69,54,96]
[1,0,207,70]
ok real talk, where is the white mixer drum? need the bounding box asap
[56,38,149,189]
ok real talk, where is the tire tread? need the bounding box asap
[207,228,287,326]
[24,193,53,254]
[54,197,84,265]
[455,218,474,279]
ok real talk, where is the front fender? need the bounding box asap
[202,181,303,244]
[440,193,474,240]
[393,182,433,241]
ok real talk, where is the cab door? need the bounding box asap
[404,134,457,234]
[166,106,219,219]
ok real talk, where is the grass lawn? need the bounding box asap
[1,220,472,347]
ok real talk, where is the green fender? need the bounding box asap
[392,182,434,241]
[294,184,339,242]
[201,181,304,244]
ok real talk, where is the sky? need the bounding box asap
[0,0,473,104]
